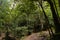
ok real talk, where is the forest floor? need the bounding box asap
[0,30,53,40]
[21,30,50,40]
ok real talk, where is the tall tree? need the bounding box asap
[58,0,60,7]
[46,0,60,40]
[38,0,54,39]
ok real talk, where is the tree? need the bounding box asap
[46,0,60,40]
[38,0,54,39]
[58,0,60,7]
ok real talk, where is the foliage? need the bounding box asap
[0,0,60,40]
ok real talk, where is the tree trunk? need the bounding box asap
[47,0,60,40]
[58,0,60,7]
[38,1,54,39]
[47,0,60,33]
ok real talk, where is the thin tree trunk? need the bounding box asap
[52,0,59,20]
[47,0,60,40]
[38,0,54,39]
[58,0,60,7]
[47,0,60,33]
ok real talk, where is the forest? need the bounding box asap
[0,0,60,40]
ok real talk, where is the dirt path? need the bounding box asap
[22,31,50,40]
[0,31,50,40]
